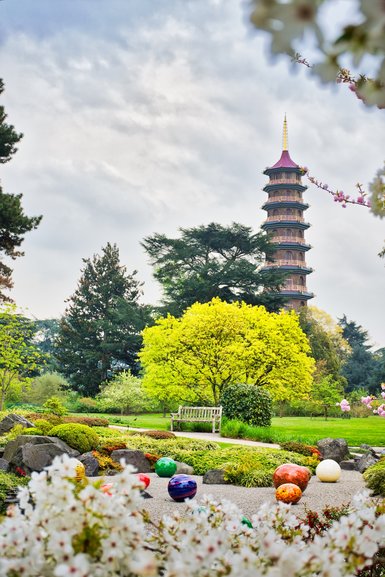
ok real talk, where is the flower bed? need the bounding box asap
[0,455,384,576]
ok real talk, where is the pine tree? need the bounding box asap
[55,243,151,396]
[0,79,41,300]
[142,222,287,317]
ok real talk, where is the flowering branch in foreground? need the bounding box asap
[303,169,371,209]
[1,455,385,576]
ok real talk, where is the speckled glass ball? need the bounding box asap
[155,457,177,477]
[316,459,341,482]
[167,474,197,502]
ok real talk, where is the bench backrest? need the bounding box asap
[178,406,222,419]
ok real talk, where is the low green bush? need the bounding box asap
[43,397,67,417]
[31,419,53,435]
[221,418,290,443]
[149,446,317,487]
[26,412,63,426]
[49,424,99,453]
[138,430,175,440]
[62,416,109,427]
[0,471,29,513]
[280,441,321,459]
[363,458,385,496]
[221,384,272,427]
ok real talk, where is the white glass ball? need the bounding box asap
[316,459,341,482]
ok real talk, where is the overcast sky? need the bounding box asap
[1,0,384,347]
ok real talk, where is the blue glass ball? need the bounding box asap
[155,457,177,477]
[168,474,197,502]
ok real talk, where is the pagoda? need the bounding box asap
[261,117,314,309]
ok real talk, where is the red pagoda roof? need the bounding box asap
[270,149,298,169]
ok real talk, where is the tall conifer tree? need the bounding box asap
[55,243,150,396]
[0,79,41,300]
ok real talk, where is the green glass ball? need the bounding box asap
[155,457,177,477]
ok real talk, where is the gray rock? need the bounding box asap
[0,457,10,471]
[175,461,194,475]
[111,449,152,473]
[79,452,99,476]
[4,435,79,462]
[340,460,356,471]
[20,443,73,473]
[203,469,229,484]
[0,414,34,434]
[317,438,349,463]
[355,453,379,473]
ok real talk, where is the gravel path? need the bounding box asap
[97,470,367,522]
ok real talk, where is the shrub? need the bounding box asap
[92,450,123,473]
[0,424,26,446]
[31,419,53,435]
[138,430,175,439]
[43,397,67,416]
[280,441,322,459]
[98,440,128,455]
[62,416,109,427]
[0,470,29,513]
[25,372,69,405]
[26,412,63,426]
[220,384,272,427]
[49,424,99,453]
[363,458,385,496]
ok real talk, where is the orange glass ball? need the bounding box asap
[275,483,302,504]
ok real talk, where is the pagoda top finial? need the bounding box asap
[283,114,288,151]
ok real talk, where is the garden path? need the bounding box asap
[109,425,281,448]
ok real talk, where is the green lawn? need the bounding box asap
[269,416,385,446]
[74,413,169,430]
[73,412,385,446]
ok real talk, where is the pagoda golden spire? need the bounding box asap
[283,114,288,151]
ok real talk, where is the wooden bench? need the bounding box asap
[170,406,222,433]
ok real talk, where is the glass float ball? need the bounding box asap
[316,459,341,482]
[137,473,151,489]
[155,457,177,477]
[241,516,253,528]
[168,474,197,502]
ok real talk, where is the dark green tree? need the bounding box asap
[0,79,41,300]
[298,307,348,386]
[55,243,152,396]
[142,222,287,316]
[368,348,385,393]
[32,319,60,371]
[338,315,378,392]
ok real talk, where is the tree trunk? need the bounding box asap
[323,404,328,420]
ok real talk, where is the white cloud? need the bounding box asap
[0,0,384,346]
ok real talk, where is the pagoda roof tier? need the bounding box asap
[263,183,307,192]
[261,200,309,211]
[280,290,314,300]
[261,263,313,274]
[262,220,311,230]
[271,241,312,251]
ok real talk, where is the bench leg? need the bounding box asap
[170,419,173,432]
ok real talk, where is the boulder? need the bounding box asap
[13,443,74,473]
[110,449,152,473]
[79,452,99,476]
[175,461,194,475]
[0,457,10,472]
[340,460,356,471]
[203,469,229,484]
[317,438,349,463]
[355,453,379,473]
[0,414,34,434]
[4,435,79,462]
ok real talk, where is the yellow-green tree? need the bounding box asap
[0,303,42,410]
[140,298,314,405]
